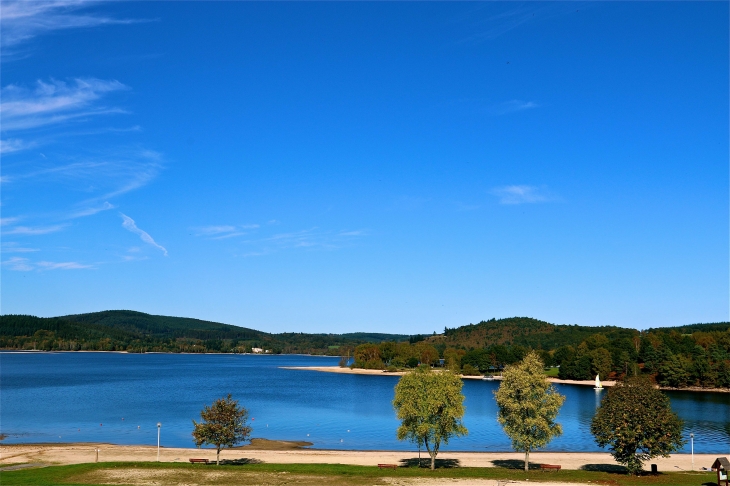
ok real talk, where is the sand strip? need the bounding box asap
[0,442,714,472]
[280,366,615,386]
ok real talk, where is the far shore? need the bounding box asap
[282,366,616,387]
[282,366,730,393]
[4,352,727,392]
[0,442,716,473]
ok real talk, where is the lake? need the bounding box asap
[1,352,728,453]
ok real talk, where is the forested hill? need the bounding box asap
[437,317,638,349]
[0,311,409,354]
[347,317,729,390]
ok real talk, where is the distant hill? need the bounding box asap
[340,332,410,343]
[348,317,730,390]
[0,311,411,354]
[647,322,730,334]
[433,316,638,350]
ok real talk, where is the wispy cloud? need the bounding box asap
[0,138,34,153]
[1,256,92,271]
[0,216,21,226]
[2,224,67,235]
[338,230,368,237]
[490,185,556,205]
[0,78,128,132]
[455,3,586,44]
[67,201,115,219]
[491,100,539,116]
[120,213,167,256]
[0,0,139,53]
[238,227,368,257]
[3,150,163,205]
[1,257,34,271]
[1,242,40,253]
[193,224,260,240]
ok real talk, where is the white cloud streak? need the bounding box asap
[2,257,33,271]
[193,224,260,240]
[491,185,555,205]
[120,213,167,256]
[0,216,21,226]
[67,201,115,218]
[0,138,34,153]
[0,78,128,132]
[2,224,67,235]
[1,242,40,253]
[0,0,138,52]
[1,256,92,271]
[491,100,539,116]
[237,227,368,257]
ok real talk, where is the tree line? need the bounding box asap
[0,312,408,356]
[352,321,730,389]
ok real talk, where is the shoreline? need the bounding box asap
[5,352,727,392]
[281,366,616,387]
[283,366,730,392]
[0,442,717,472]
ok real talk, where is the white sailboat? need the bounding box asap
[594,374,603,390]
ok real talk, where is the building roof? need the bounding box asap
[712,457,730,470]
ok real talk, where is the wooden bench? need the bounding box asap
[377,464,398,469]
[540,464,561,471]
[189,458,210,464]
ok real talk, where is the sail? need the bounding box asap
[595,374,602,388]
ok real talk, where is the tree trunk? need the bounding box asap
[524,449,529,472]
[423,438,439,470]
[216,447,220,465]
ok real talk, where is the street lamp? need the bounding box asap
[690,433,694,471]
[157,423,162,462]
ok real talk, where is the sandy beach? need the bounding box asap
[281,366,616,387]
[0,442,712,471]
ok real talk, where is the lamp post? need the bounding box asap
[690,433,694,471]
[157,423,161,462]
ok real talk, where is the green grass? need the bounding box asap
[545,367,560,377]
[0,461,717,486]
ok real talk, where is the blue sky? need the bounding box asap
[1,1,727,334]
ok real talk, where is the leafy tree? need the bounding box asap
[461,363,480,376]
[379,341,397,365]
[494,351,565,471]
[590,348,613,380]
[393,367,467,469]
[590,376,685,474]
[415,342,439,366]
[443,348,464,372]
[462,348,494,372]
[192,394,252,465]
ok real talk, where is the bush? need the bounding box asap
[461,364,481,376]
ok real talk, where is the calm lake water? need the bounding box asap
[1,352,729,453]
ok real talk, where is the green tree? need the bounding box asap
[443,348,463,372]
[192,394,252,465]
[415,342,439,366]
[494,351,565,471]
[590,348,613,381]
[393,367,467,469]
[590,376,685,474]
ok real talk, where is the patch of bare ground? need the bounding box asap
[71,468,591,486]
[235,438,313,450]
[72,468,383,486]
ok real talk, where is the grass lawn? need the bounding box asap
[0,462,717,486]
[545,367,560,377]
